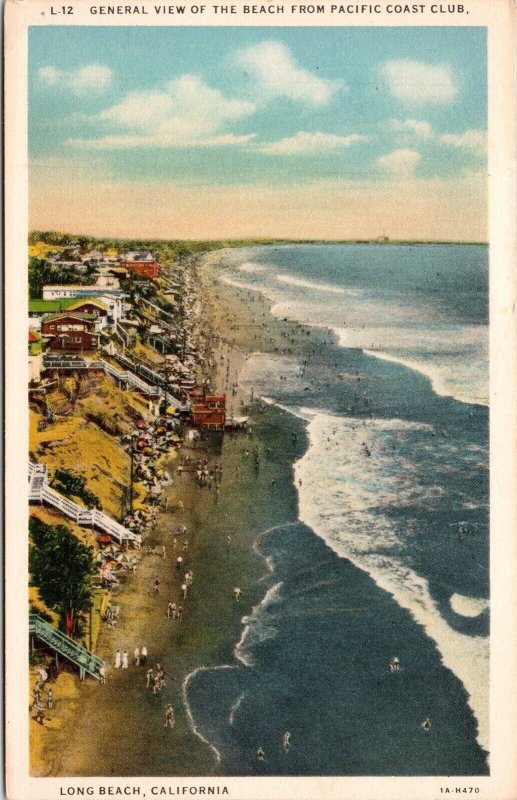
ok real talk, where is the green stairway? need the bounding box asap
[29,613,104,680]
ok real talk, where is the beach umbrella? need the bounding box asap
[98,534,112,544]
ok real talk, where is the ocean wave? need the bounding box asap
[240,261,268,274]
[363,349,488,407]
[450,594,489,618]
[293,411,489,754]
[234,582,284,668]
[229,691,248,725]
[275,274,351,295]
[182,665,234,764]
[333,325,488,407]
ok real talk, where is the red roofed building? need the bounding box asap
[189,391,226,430]
[121,252,160,279]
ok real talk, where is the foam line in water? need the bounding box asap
[234,582,284,668]
[229,691,248,725]
[182,665,233,764]
[293,411,489,753]
[275,274,349,295]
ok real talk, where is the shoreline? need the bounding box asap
[40,250,314,777]
[36,244,488,777]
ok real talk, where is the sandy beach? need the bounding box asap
[36,251,312,777]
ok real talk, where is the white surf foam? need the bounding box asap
[240,261,268,274]
[234,582,284,668]
[276,274,350,295]
[293,411,489,753]
[229,691,248,725]
[182,665,234,764]
[450,594,489,618]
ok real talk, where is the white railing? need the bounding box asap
[29,461,139,544]
[43,356,184,408]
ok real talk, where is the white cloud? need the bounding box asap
[235,40,343,107]
[377,149,421,178]
[38,63,112,94]
[381,60,457,104]
[68,74,256,149]
[257,131,369,156]
[389,118,433,138]
[439,129,486,156]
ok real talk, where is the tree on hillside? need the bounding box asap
[28,257,54,299]
[29,517,96,638]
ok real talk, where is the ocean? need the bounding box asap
[187,243,489,775]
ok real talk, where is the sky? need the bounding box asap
[29,25,487,241]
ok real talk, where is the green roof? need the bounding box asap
[43,311,97,323]
[29,299,76,314]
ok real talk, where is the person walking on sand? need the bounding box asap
[173,537,177,550]
[177,605,183,620]
[141,646,148,665]
[33,701,46,726]
[46,688,54,710]
[167,601,174,618]
[99,665,106,685]
[133,647,140,667]
[164,704,175,729]
[122,650,129,669]
[233,587,242,602]
[176,556,183,571]
[115,650,121,669]
[181,583,188,600]
[146,668,153,689]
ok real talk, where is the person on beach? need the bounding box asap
[154,577,160,594]
[141,646,148,665]
[164,704,175,729]
[133,647,140,667]
[167,602,174,618]
[122,651,129,669]
[177,605,183,620]
[233,587,242,602]
[257,747,265,762]
[46,688,54,710]
[161,545,166,559]
[282,732,291,752]
[181,583,188,600]
[114,650,121,669]
[176,556,183,571]
[33,701,47,726]
[173,537,177,550]
[99,665,106,685]
[183,540,189,552]
[146,668,153,689]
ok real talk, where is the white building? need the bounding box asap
[42,285,125,323]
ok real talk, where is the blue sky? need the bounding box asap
[29,26,487,240]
